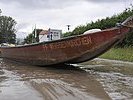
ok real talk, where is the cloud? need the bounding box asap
[16,23,30,31]
[0,0,79,9]
[86,0,123,3]
[0,0,132,39]
[0,0,131,10]
[16,31,29,39]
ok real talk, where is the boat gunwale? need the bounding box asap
[1,27,118,49]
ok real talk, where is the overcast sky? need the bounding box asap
[0,0,133,38]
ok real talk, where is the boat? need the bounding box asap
[0,16,133,66]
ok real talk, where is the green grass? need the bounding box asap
[100,47,133,62]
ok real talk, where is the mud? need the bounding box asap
[0,58,133,100]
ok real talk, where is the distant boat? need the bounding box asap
[0,16,133,66]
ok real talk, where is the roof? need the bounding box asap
[39,30,48,35]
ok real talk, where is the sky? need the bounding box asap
[0,0,133,38]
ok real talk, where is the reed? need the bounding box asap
[100,47,133,62]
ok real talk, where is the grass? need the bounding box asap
[100,47,133,62]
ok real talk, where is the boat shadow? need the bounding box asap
[45,64,85,71]
[1,58,84,71]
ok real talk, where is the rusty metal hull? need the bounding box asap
[0,27,130,66]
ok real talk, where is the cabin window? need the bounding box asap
[54,32,59,37]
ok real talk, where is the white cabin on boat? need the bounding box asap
[39,29,62,42]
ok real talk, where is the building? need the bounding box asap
[39,29,62,42]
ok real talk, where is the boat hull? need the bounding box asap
[0,27,130,66]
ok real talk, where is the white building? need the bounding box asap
[39,29,62,42]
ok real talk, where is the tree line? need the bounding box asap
[63,6,133,47]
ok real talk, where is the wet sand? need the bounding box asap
[0,58,133,100]
[81,58,133,99]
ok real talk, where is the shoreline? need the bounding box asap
[96,58,133,65]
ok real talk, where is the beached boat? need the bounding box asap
[0,16,133,66]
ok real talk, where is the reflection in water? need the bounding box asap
[0,63,43,100]
[0,58,110,100]
[1,58,133,100]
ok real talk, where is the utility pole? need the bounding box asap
[34,24,37,42]
[66,25,71,31]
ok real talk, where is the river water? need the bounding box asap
[0,58,133,100]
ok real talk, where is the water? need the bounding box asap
[0,58,133,100]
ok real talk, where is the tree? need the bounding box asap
[24,34,34,44]
[32,29,43,42]
[63,6,133,47]
[24,29,43,44]
[0,9,2,16]
[0,15,17,44]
